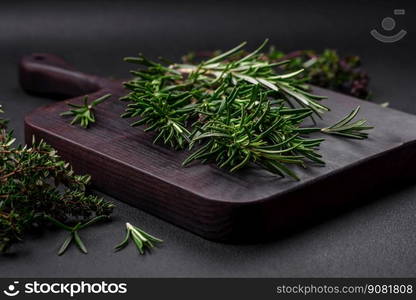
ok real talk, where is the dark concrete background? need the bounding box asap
[1,0,416,277]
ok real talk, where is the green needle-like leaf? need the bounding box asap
[58,235,73,256]
[73,231,88,254]
[204,41,247,65]
[114,230,131,251]
[321,106,374,139]
[44,215,72,231]
[78,215,109,230]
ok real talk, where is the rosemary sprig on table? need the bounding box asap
[115,222,163,254]
[122,40,372,179]
[45,215,109,255]
[61,94,111,128]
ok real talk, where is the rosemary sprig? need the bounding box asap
[183,85,325,180]
[173,39,329,115]
[61,94,111,128]
[115,222,162,255]
[121,40,373,179]
[184,47,371,100]
[45,215,109,255]
[321,106,373,139]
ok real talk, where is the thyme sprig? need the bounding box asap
[121,40,372,179]
[61,94,111,128]
[45,215,109,255]
[115,222,163,255]
[0,108,114,253]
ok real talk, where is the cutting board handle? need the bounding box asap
[19,53,110,99]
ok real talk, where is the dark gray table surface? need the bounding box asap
[1,0,416,277]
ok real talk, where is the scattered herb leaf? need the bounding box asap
[321,106,374,139]
[115,222,163,255]
[45,215,109,255]
[61,94,111,128]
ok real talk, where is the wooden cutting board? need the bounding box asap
[20,53,416,242]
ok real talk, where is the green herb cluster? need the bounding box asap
[115,222,163,255]
[47,216,163,256]
[0,108,114,252]
[0,41,372,253]
[121,40,372,179]
[266,48,371,100]
[184,47,371,100]
[60,94,111,128]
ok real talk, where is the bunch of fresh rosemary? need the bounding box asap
[121,40,372,180]
[183,46,371,100]
[0,108,114,252]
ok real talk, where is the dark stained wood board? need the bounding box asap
[20,53,416,242]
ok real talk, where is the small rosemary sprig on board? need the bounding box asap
[321,106,373,139]
[121,40,373,179]
[61,94,111,128]
[115,222,163,254]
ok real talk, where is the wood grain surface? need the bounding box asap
[20,53,416,242]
